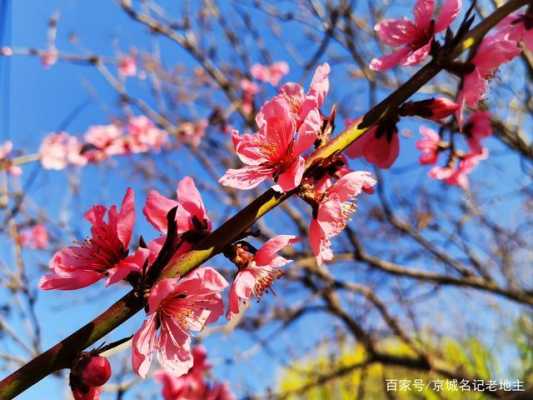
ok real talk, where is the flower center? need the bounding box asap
[253,268,284,298]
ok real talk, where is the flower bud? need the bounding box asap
[399,98,458,121]
[72,385,102,400]
[80,355,112,387]
[427,98,459,120]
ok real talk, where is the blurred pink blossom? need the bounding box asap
[19,224,49,249]
[250,61,289,85]
[416,126,441,165]
[0,141,22,176]
[118,55,137,77]
[41,48,58,68]
[39,133,87,170]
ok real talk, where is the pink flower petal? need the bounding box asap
[307,63,330,108]
[276,156,305,192]
[148,278,180,313]
[369,46,411,71]
[294,108,321,155]
[402,39,432,66]
[375,18,418,46]
[435,0,462,32]
[143,190,179,233]
[219,165,273,189]
[157,328,194,377]
[106,247,150,286]
[254,235,297,266]
[413,0,435,32]
[132,314,158,378]
[364,132,400,169]
[328,171,377,203]
[308,219,333,266]
[116,188,135,248]
[232,270,256,301]
[461,68,487,108]
[231,130,266,166]
[39,270,102,290]
[177,176,207,223]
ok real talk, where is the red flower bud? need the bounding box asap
[399,98,458,121]
[81,356,112,387]
[427,97,459,121]
[72,385,102,400]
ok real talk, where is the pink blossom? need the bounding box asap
[19,224,49,249]
[456,31,520,125]
[83,124,125,161]
[309,171,376,265]
[346,125,400,169]
[227,235,296,320]
[41,48,58,68]
[154,346,212,400]
[118,55,137,77]
[0,47,13,56]
[0,141,22,176]
[464,111,492,154]
[241,79,260,114]
[178,120,208,148]
[370,0,462,71]
[220,64,330,192]
[428,149,488,189]
[155,373,235,400]
[39,133,87,170]
[126,115,168,153]
[416,126,441,165]
[144,176,211,237]
[39,188,148,290]
[250,61,289,85]
[494,12,533,53]
[132,267,228,378]
[155,369,204,400]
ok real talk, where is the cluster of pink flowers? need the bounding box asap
[222,64,377,264]
[346,97,459,169]
[154,346,235,400]
[221,63,329,192]
[457,10,532,125]
[39,176,297,381]
[18,224,49,250]
[417,111,492,189]
[39,115,168,170]
[370,0,462,71]
[364,1,531,186]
